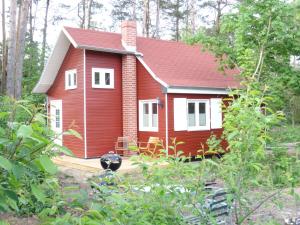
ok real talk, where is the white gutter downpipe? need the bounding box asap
[83,49,87,159]
[165,93,169,156]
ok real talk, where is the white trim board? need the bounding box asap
[83,49,87,159]
[166,87,229,95]
[165,93,169,155]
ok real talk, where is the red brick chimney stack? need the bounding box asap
[121,21,137,142]
[121,21,137,49]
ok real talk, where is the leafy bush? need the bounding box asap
[0,97,72,215]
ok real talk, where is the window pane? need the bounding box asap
[68,74,71,86]
[94,72,100,85]
[73,73,77,86]
[55,109,60,128]
[199,103,206,126]
[188,103,196,126]
[143,103,149,127]
[152,103,158,127]
[105,73,110,85]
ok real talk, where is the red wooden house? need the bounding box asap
[33,21,239,158]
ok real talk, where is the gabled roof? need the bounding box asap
[33,27,240,93]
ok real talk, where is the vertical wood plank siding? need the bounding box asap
[47,46,85,158]
[167,93,228,156]
[85,50,123,158]
[137,61,166,147]
[137,60,227,156]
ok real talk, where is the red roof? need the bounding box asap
[64,27,240,89]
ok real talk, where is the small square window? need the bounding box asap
[92,68,114,88]
[65,69,77,90]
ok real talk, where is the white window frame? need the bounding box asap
[65,69,77,90]
[139,99,159,132]
[92,68,114,89]
[187,99,210,131]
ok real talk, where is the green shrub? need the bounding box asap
[0,97,73,215]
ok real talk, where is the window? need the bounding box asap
[65,69,77,89]
[55,109,61,128]
[187,99,210,131]
[139,100,158,132]
[92,68,114,88]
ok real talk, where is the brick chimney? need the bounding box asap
[121,21,137,142]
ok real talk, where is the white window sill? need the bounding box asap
[65,86,77,90]
[139,127,159,132]
[187,126,210,131]
[92,86,114,89]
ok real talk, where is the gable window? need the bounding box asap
[92,68,114,88]
[187,100,210,130]
[65,69,77,90]
[139,100,158,132]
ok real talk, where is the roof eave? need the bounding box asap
[164,86,234,95]
[79,44,143,56]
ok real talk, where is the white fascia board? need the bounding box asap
[79,44,142,56]
[136,56,168,88]
[33,30,71,93]
[62,27,79,48]
[166,87,229,95]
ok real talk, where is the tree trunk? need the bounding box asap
[29,1,33,43]
[41,0,50,68]
[14,0,31,99]
[132,0,137,20]
[81,0,86,28]
[1,0,7,94]
[154,0,160,38]
[6,0,17,98]
[86,0,93,29]
[215,0,222,34]
[175,0,180,41]
[190,0,196,34]
[143,0,150,37]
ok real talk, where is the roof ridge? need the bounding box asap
[64,26,122,36]
[63,26,196,46]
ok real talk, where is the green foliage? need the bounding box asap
[187,0,300,114]
[270,124,300,143]
[0,97,70,215]
[40,153,223,225]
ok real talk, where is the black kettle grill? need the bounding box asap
[100,151,122,171]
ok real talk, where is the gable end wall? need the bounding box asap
[47,46,85,158]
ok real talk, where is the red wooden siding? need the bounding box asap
[47,46,85,158]
[85,51,123,158]
[137,61,166,148]
[167,93,227,156]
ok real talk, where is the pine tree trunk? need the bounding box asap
[41,0,50,68]
[190,0,196,34]
[1,0,7,94]
[80,0,86,28]
[29,1,33,43]
[143,0,150,37]
[132,0,137,20]
[86,0,93,29]
[154,0,160,38]
[175,0,180,41]
[6,0,17,98]
[15,0,31,99]
[215,0,222,34]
